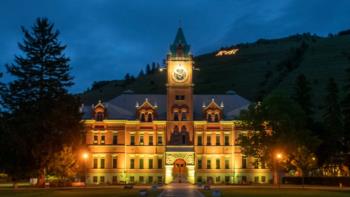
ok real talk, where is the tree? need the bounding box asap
[288,145,318,187]
[293,74,313,121]
[151,62,156,73]
[342,60,350,170]
[146,64,151,75]
[237,91,320,181]
[319,78,344,168]
[138,69,145,78]
[0,18,83,186]
[47,145,79,180]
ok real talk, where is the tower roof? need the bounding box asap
[170,27,190,57]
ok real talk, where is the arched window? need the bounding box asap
[147,113,153,122]
[174,112,179,121]
[214,114,220,122]
[174,125,179,133]
[96,112,104,121]
[182,134,186,144]
[207,114,211,122]
[140,113,146,122]
[181,125,187,132]
[181,111,187,121]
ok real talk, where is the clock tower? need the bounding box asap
[166,27,194,145]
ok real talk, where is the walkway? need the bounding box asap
[159,183,204,197]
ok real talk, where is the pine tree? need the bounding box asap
[138,69,145,77]
[342,61,350,165]
[293,74,313,120]
[323,78,343,135]
[151,62,156,73]
[146,64,151,75]
[320,78,343,165]
[1,18,82,186]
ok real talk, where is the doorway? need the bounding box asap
[173,159,187,183]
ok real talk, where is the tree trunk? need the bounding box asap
[37,168,46,187]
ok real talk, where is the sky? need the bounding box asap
[1,0,350,93]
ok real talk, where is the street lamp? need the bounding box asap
[275,153,283,188]
[82,152,89,185]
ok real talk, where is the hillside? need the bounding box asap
[80,33,350,117]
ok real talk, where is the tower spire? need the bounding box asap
[169,27,190,57]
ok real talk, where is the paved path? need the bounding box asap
[159,183,204,197]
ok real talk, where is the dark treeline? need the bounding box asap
[238,68,350,179]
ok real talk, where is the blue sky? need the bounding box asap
[1,0,350,93]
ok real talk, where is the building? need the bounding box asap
[82,28,272,185]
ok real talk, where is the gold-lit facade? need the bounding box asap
[82,28,272,184]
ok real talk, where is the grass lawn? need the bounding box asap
[201,188,350,197]
[0,188,161,197]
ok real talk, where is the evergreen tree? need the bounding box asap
[151,62,156,73]
[0,18,82,186]
[124,73,131,82]
[138,69,145,77]
[319,78,344,166]
[323,78,343,137]
[293,74,313,120]
[146,64,151,75]
[342,61,350,167]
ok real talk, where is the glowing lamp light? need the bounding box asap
[82,152,89,160]
[276,153,282,160]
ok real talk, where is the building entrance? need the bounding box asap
[173,159,187,183]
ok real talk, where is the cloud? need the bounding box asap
[1,0,350,93]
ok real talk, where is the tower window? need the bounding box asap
[175,95,185,100]
[174,112,179,121]
[182,134,186,144]
[181,111,187,121]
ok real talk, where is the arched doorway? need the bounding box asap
[173,159,187,183]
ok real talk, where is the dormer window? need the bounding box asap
[140,113,146,122]
[203,99,223,122]
[214,114,220,122]
[92,100,106,121]
[147,113,153,122]
[96,112,104,121]
[136,98,157,122]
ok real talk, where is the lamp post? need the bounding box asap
[275,153,283,188]
[82,152,89,185]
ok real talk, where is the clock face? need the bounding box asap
[173,64,187,82]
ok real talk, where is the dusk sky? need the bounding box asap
[1,0,350,93]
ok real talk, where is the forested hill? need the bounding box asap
[80,32,350,116]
